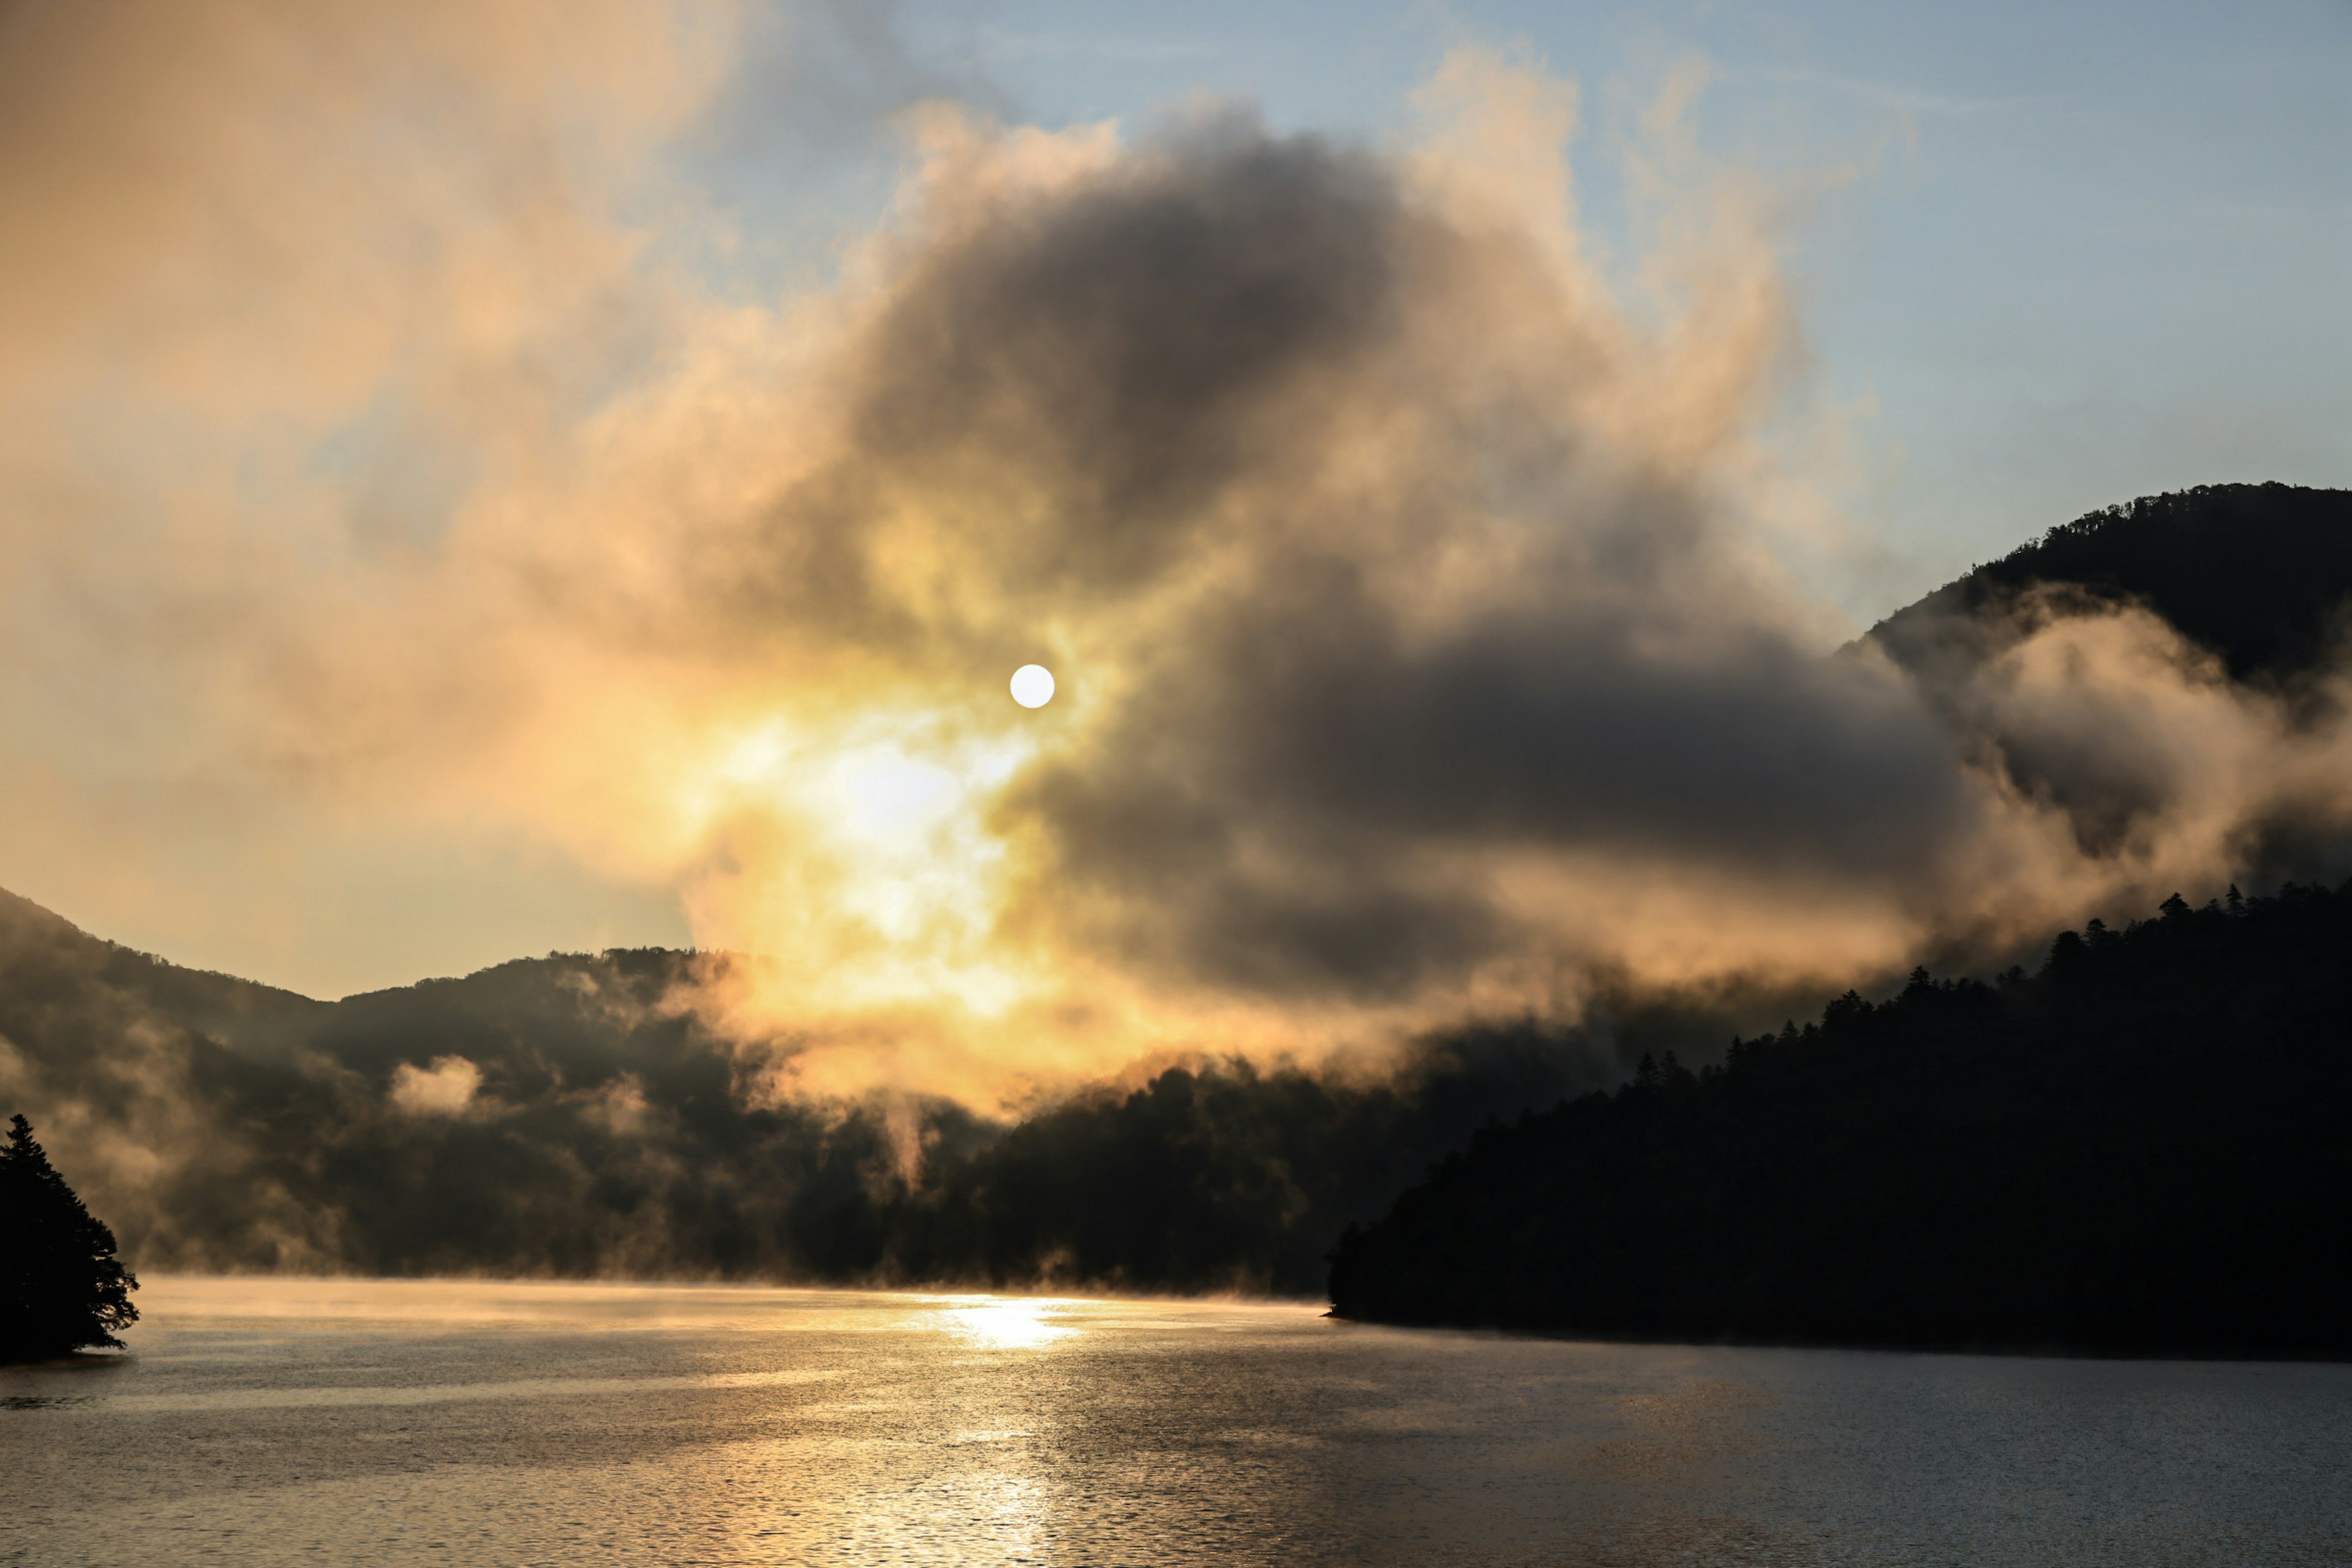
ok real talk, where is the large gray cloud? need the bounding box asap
[670,96,2352,1025]
[9,20,2352,1294]
[2,9,2347,1099]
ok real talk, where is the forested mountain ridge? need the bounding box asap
[1865,483,2352,685]
[0,889,1614,1291]
[0,886,323,1047]
[9,483,2352,1306]
[1327,881,2352,1357]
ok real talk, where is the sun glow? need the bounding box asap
[820,745,965,850]
[935,1295,1080,1350]
[678,707,1042,1022]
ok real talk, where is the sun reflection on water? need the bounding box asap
[935,1295,1081,1350]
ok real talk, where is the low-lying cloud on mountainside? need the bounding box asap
[4,0,2352,1210]
[0,885,1622,1286]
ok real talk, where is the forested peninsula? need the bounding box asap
[1328,881,2352,1357]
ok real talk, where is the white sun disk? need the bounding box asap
[1009,664,1055,709]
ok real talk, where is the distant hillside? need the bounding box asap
[1328,881,2352,1359]
[0,891,1615,1291]
[14,483,2352,1303]
[0,886,324,1045]
[1867,483,2352,684]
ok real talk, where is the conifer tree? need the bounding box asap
[1,1115,139,1361]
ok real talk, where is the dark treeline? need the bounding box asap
[1330,882,2352,1357]
[889,1026,1600,1291]
[0,887,1619,1293]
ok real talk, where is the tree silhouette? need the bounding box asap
[2,1115,139,1360]
[1330,881,2352,1359]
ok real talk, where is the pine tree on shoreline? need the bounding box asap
[1,1114,140,1362]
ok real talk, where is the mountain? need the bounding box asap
[1327,483,2352,1355]
[0,884,324,1044]
[10,483,2352,1305]
[1327,881,2352,1358]
[1865,482,2352,685]
[0,891,1615,1291]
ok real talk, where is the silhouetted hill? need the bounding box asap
[1867,483,2352,684]
[13,485,2352,1303]
[0,887,324,1044]
[0,898,1618,1291]
[888,1024,1610,1291]
[1328,881,2352,1358]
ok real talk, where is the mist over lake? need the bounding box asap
[4,0,2351,1560]
[7,1278,2351,1567]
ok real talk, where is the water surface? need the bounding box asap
[4,1277,2348,1566]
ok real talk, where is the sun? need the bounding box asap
[1009,665,1055,709]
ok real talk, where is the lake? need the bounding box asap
[4,1277,2348,1566]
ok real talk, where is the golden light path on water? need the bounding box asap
[937,1294,1083,1351]
[6,1277,2351,1567]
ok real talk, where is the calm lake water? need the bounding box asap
[4,1278,2348,1566]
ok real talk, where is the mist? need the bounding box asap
[0,884,1640,1289]
[3,3,2351,1126]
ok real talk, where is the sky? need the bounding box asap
[0,0,2346,1099]
[902,0,2352,596]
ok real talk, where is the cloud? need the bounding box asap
[390,1056,486,1116]
[0,897,1623,1287]
[1,10,2349,1119]
[598,59,2352,1077]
